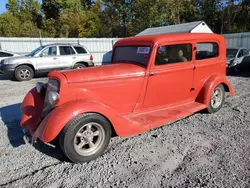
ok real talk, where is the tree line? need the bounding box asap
[0,0,249,38]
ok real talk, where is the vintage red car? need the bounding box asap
[20,33,235,163]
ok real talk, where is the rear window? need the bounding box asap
[196,42,219,60]
[112,46,151,66]
[59,46,76,55]
[74,46,87,54]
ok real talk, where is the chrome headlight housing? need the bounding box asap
[47,79,60,93]
[42,79,60,117]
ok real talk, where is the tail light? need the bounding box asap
[90,55,93,61]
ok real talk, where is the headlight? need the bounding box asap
[42,79,60,117]
[2,59,9,64]
[48,91,60,106]
[232,59,240,66]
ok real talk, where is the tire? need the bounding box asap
[73,63,86,69]
[207,84,225,113]
[15,65,34,81]
[59,113,112,163]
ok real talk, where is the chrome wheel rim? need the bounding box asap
[74,122,105,156]
[19,69,30,79]
[211,87,223,109]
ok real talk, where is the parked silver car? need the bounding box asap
[0,43,94,81]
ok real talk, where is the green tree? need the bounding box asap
[58,0,83,12]
[42,0,61,19]
[6,0,20,16]
[0,13,21,37]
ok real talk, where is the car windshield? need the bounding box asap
[26,46,45,57]
[226,49,238,59]
[112,46,151,66]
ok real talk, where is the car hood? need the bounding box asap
[61,63,146,83]
[5,56,33,63]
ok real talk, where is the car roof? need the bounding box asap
[42,43,84,47]
[115,33,225,46]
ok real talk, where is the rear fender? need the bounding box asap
[196,74,235,106]
[39,100,139,143]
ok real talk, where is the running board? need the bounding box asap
[124,102,207,130]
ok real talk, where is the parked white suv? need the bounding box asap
[0,43,94,81]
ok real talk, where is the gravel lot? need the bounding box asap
[0,72,250,188]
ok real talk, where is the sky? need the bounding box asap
[0,0,42,14]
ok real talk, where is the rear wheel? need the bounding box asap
[15,65,34,81]
[59,113,112,163]
[74,63,86,69]
[207,84,225,113]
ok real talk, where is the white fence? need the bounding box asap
[0,32,250,65]
[223,32,250,49]
[0,37,121,65]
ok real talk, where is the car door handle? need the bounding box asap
[53,57,57,60]
[149,72,156,76]
[72,57,76,59]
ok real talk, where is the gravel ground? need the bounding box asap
[0,72,250,188]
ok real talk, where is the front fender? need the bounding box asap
[196,74,235,105]
[38,100,139,143]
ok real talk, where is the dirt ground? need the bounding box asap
[0,72,250,188]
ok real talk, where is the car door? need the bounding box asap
[58,46,77,69]
[143,43,195,108]
[36,46,60,72]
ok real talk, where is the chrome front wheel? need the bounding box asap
[207,84,225,113]
[74,122,106,156]
[59,113,112,163]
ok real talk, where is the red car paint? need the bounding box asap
[21,33,235,143]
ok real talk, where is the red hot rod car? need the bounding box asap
[20,33,235,163]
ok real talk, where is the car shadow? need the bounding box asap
[0,73,49,81]
[0,74,14,81]
[0,103,68,161]
[33,140,70,162]
[0,103,24,147]
[226,70,250,77]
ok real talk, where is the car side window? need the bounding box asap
[74,46,87,54]
[243,49,249,56]
[238,50,244,58]
[155,44,192,66]
[41,46,57,56]
[59,46,76,55]
[196,42,219,60]
[0,52,13,57]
